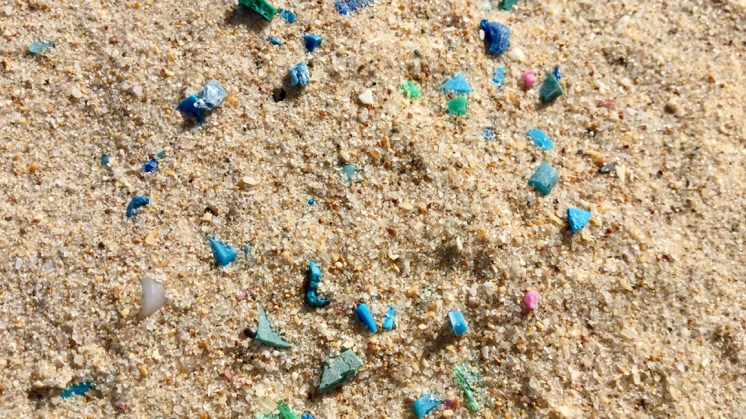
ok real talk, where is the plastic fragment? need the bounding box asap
[440,74,472,94]
[307,198,315,206]
[243,244,251,256]
[528,163,559,195]
[143,159,158,172]
[598,165,616,174]
[480,20,510,55]
[567,207,592,234]
[305,260,330,307]
[239,0,277,21]
[28,41,54,55]
[269,36,283,46]
[447,96,468,116]
[448,310,468,336]
[499,0,519,10]
[539,72,563,102]
[279,9,296,23]
[526,128,553,151]
[524,290,539,310]
[354,303,378,333]
[177,94,203,124]
[59,381,92,399]
[100,152,110,166]
[288,62,310,88]
[401,80,421,98]
[319,349,363,393]
[413,393,444,419]
[342,163,358,182]
[277,401,300,419]
[334,0,373,15]
[522,70,537,88]
[483,128,496,140]
[301,414,317,419]
[492,67,505,87]
[126,196,149,217]
[198,80,227,110]
[454,362,487,411]
[382,306,395,330]
[303,34,322,52]
[210,238,237,267]
[138,277,166,319]
[255,308,292,348]
[553,66,561,80]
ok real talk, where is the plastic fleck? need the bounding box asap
[480,20,510,55]
[126,195,149,218]
[539,71,563,102]
[526,128,553,151]
[269,36,283,46]
[138,277,166,319]
[492,67,505,87]
[447,96,468,116]
[239,0,277,21]
[100,152,110,166]
[413,393,444,419]
[553,66,562,80]
[440,74,472,94]
[448,310,468,336]
[382,306,395,330]
[454,362,487,411]
[28,41,55,55]
[401,80,421,98]
[255,308,293,348]
[524,290,539,310]
[598,165,616,174]
[303,34,322,52]
[341,163,358,182]
[528,163,559,195]
[279,9,296,23]
[301,414,317,419]
[483,128,496,140]
[335,0,373,15]
[307,198,315,206]
[305,260,330,307]
[288,62,310,88]
[522,70,537,88]
[277,401,300,419]
[143,159,158,172]
[567,207,592,234]
[198,80,227,110]
[354,303,378,333]
[177,94,204,124]
[499,0,519,10]
[319,349,363,393]
[210,238,237,267]
[59,381,92,399]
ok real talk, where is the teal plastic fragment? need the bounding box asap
[303,34,322,52]
[277,401,300,419]
[528,163,559,195]
[210,238,237,267]
[341,163,357,182]
[279,9,296,23]
[60,381,92,399]
[492,67,505,87]
[567,207,591,233]
[440,74,472,94]
[319,349,363,393]
[413,393,443,419]
[526,128,553,151]
[288,62,310,88]
[447,96,467,116]
[269,37,283,46]
[499,0,519,10]
[401,80,421,98]
[305,260,329,307]
[539,72,563,102]
[255,308,292,348]
[239,0,277,21]
[28,41,54,55]
[126,196,149,217]
[354,303,377,333]
[100,152,110,166]
[454,362,487,411]
[382,306,395,330]
[448,310,468,336]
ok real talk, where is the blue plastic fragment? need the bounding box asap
[335,0,373,14]
[210,238,237,267]
[342,163,357,182]
[567,208,591,234]
[59,381,92,399]
[382,306,395,330]
[354,303,378,333]
[303,34,322,52]
[143,159,158,172]
[526,128,553,151]
[156,151,165,159]
[305,260,330,307]
[288,62,311,88]
[198,80,227,110]
[553,66,561,80]
[28,41,55,55]
[269,36,283,46]
[440,74,472,94]
[100,152,110,166]
[307,198,315,206]
[528,162,559,195]
[480,20,510,55]
[492,66,505,87]
[243,244,251,256]
[413,393,444,419]
[126,196,149,218]
[279,9,296,23]
[448,310,468,336]
[177,94,204,124]
[483,128,496,140]
[301,414,317,419]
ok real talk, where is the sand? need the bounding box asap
[1,0,745,417]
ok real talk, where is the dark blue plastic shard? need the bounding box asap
[480,20,510,55]
[126,196,149,218]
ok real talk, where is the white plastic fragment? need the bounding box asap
[138,277,166,319]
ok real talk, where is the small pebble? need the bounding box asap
[524,290,539,310]
[507,47,525,62]
[522,70,537,88]
[358,88,375,105]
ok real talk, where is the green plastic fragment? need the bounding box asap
[401,80,421,98]
[255,414,281,419]
[255,308,292,349]
[28,41,55,55]
[539,72,563,102]
[454,362,487,412]
[239,0,277,21]
[447,96,468,116]
[499,0,519,11]
[277,401,300,419]
[319,349,363,393]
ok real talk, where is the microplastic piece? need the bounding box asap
[440,73,472,94]
[524,290,539,310]
[239,0,277,21]
[483,128,496,140]
[334,0,373,15]
[382,306,395,330]
[126,195,149,217]
[138,277,166,319]
[492,67,505,87]
[480,20,510,55]
[288,62,310,88]
[198,80,227,110]
[59,381,92,399]
[305,260,330,307]
[269,36,283,46]
[319,349,363,393]
[528,162,559,195]
[210,238,237,267]
[567,207,592,234]
[255,308,292,348]
[177,94,204,124]
[279,9,296,23]
[143,159,158,172]
[100,153,110,166]
[454,362,487,411]
[526,128,553,151]
[354,303,378,333]
[522,70,537,88]
[342,163,357,182]
[301,414,317,419]
[499,0,519,10]
[307,198,315,206]
[447,96,468,116]
[401,80,421,98]
[539,72,563,102]
[303,34,322,52]
[28,41,55,55]
[553,66,562,80]
[448,310,468,336]
[413,393,444,419]
[277,400,300,419]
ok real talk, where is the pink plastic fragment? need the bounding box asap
[522,70,537,88]
[443,399,456,410]
[524,290,539,310]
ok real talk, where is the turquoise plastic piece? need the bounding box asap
[448,310,468,336]
[526,128,553,151]
[480,20,510,55]
[382,306,395,330]
[492,66,505,87]
[177,94,204,124]
[60,381,92,398]
[528,163,559,195]
[499,0,519,10]
[126,196,149,217]
[305,260,329,307]
[28,41,54,55]
[335,0,373,14]
[255,308,292,348]
[279,9,296,23]
[319,349,363,393]
[269,37,283,46]
[341,163,357,182]
[567,208,591,233]
[539,72,563,102]
[288,62,310,88]
[303,35,322,52]
[413,393,443,419]
[354,303,377,333]
[100,153,110,166]
[210,238,237,267]
[440,74,472,94]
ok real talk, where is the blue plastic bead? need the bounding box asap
[492,66,505,87]
[100,153,110,166]
[413,393,444,419]
[59,381,92,399]
[306,260,330,307]
[448,310,468,336]
[553,66,561,80]
[334,0,373,15]
[198,80,226,110]
[354,303,378,332]
[382,306,395,330]
[480,20,510,55]
[269,36,283,46]
[567,208,592,234]
[126,196,149,218]
[528,163,559,195]
[279,9,296,23]
[210,238,237,267]
[526,128,554,151]
[289,62,311,88]
[303,34,322,52]
[440,73,472,94]
[177,94,204,124]
[143,159,158,172]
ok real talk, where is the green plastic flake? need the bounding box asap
[454,362,487,412]
[255,308,292,349]
[539,72,563,103]
[255,414,281,419]
[448,96,467,116]
[499,0,519,10]
[239,0,277,21]
[401,80,421,98]
[319,349,363,393]
[277,401,300,419]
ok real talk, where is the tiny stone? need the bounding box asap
[522,70,537,88]
[507,47,525,62]
[358,88,375,105]
[524,290,539,310]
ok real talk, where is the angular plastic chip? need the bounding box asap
[440,74,472,94]
[413,393,443,419]
[448,310,468,336]
[539,71,563,102]
[288,62,311,88]
[480,20,510,55]
[277,400,300,419]
[447,96,467,116]
[401,80,421,98]
[354,303,378,333]
[526,128,553,151]
[334,0,373,15]
[499,0,519,10]
[567,207,591,233]
[255,308,292,348]
[279,9,296,23]
[28,41,55,55]
[305,260,330,307]
[59,381,92,399]
[126,196,149,218]
[303,34,322,52]
[382,306,395,330]
[239,0,277,21]
[528,162,559,195]
[210,238,237,267]
[454,362,487,411]
[319,349,363,393]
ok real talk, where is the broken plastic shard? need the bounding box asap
[341,163,358,182]
[483,128,496,140]
[301,414,317,419]
[126,195,149,218]
[210,238,237,267]
[269,36,283,46]
[305,260,330,307]
[382,306,395,330]
[480,20,510,55]
[354,303,378,333]
[553,65,562,80]
[177,94,204,124]
[567,207,592,233]
[334,0,373,15]
[499,0,519,10]
[100,152,110,166]
[401,80,421,98]
[198,80,226,110]
[28,41,55,55]
[279,9,296,23]
[413,393,443,419]
[239,0,277,21]
[255,308,292,348]
[447,96,468,116]
[528,162,559,195]
[448,310,468,336]
[526,128,553,151]
[59,381,92,399]
[539,71,563,102]
[277,401,300,419]
[288,62,310,88]
[143,159,158,172]
[454,362,487,411]
[440,74,472,94]
[138,277,166,319]
[492,67,505,87]
[303,34,322,52]
[319,349,363,393]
